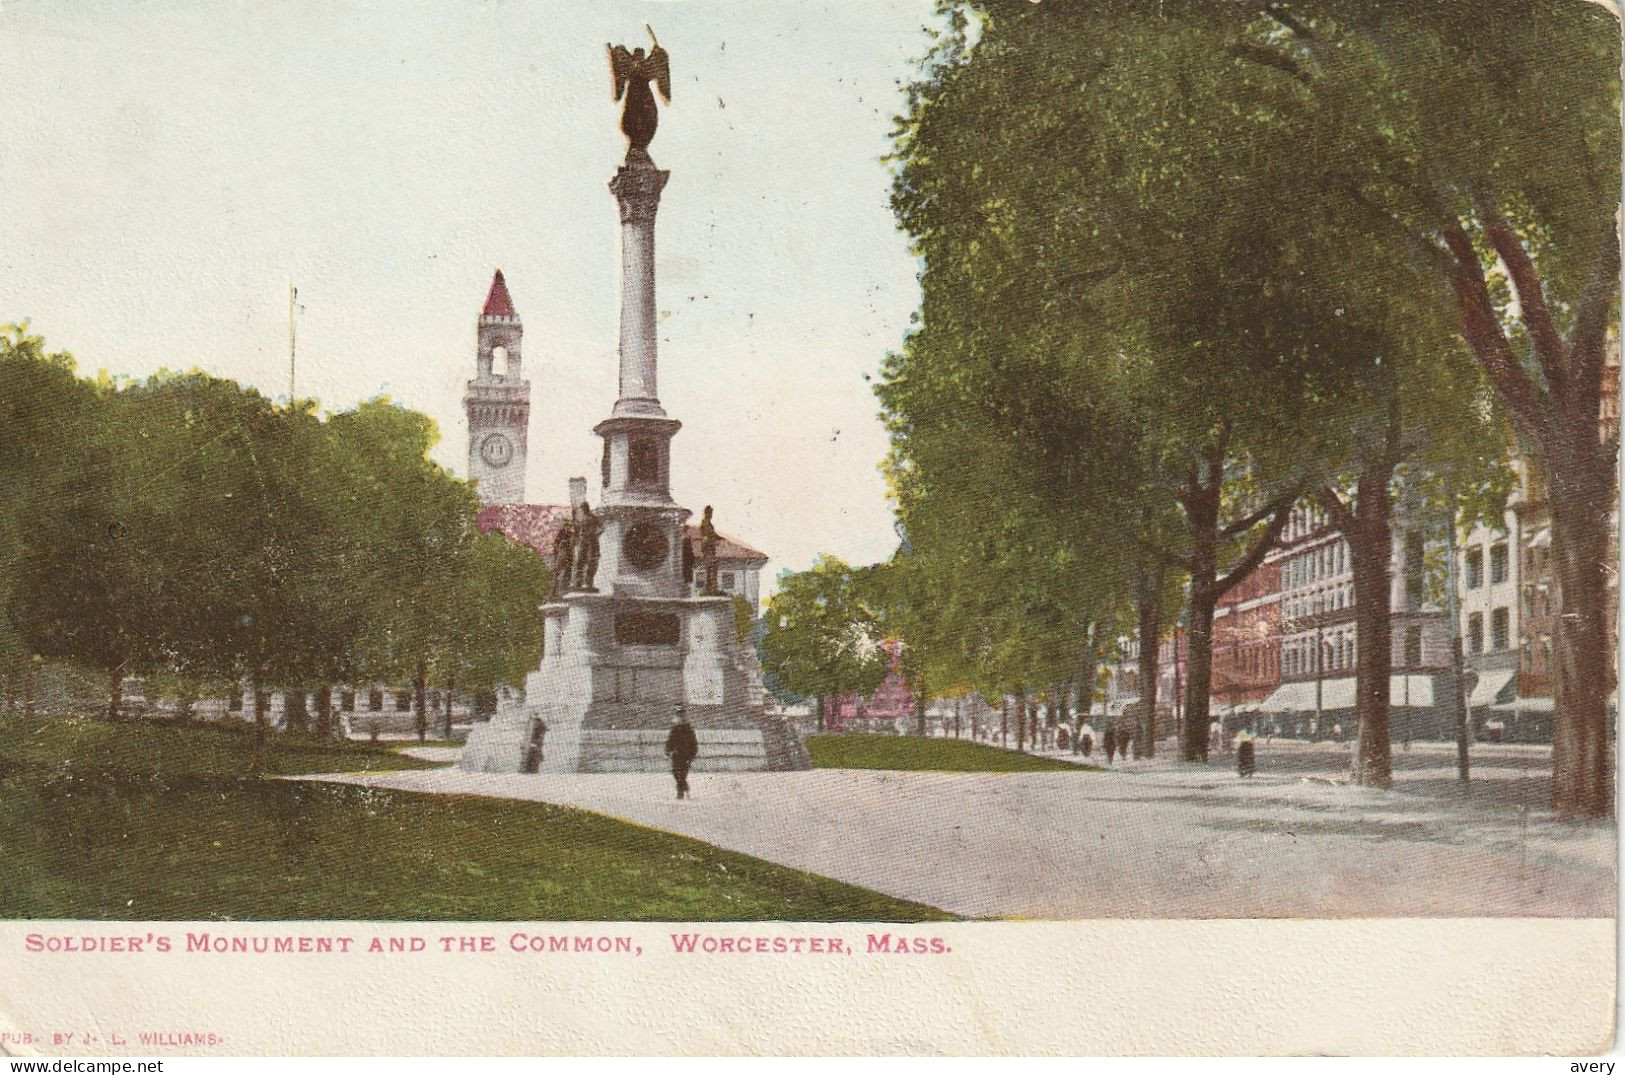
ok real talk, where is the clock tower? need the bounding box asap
[464,269,530,505]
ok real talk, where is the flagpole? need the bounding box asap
[288,283,298,402]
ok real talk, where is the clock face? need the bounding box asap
[621,521,668,572]
[480,433,514,468]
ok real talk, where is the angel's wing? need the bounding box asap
[648,44,671,103]
[607,44,634,101]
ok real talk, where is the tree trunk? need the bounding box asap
[414,664,428,743]
[1000,695,1008,747]
[314,685,333,739]
[1182,578,1217,764]
[1549,470,1614,817]
[1339,470,1395,789]
[1443,213,1617,816]
[443,679,456,741]
[252,676,268,749]
[816,693,825,733]
[106,665,124,722]
[1179,458,1288,762]
[285,690,309,735]
[1077,654,1097,730]
[1137,575,1162,759]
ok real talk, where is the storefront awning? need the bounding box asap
[1258,676,1435,712]
[1468,669,1517,709]
[1490,696,1555,714]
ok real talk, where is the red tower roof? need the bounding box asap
[482,269,516,318]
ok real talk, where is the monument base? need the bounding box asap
[459,593,809,774]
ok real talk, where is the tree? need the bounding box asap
[425,531,552,739]
[15,370,188,718]
[886,1,1607,803]
[0,326,90,713]
[761,557,888,732]
[886,0,1349,764]
[1233,0,1620,814]
[330,400,477,741]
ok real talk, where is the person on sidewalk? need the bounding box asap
[664,706,699,800]
[1235,727,1256,778]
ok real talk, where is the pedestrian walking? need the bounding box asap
[1235,728,1256,777]
[664,706,699,800]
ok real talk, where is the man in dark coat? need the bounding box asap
[663,706,699,799]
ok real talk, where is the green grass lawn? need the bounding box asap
[0,715,949,922]
[807,733,1100,773]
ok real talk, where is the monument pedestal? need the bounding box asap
[461,592,809,773]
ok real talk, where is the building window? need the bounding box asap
[227,689,244,713]
[1490,543,1508,585]
[1405,625,1423,667]
[1491,607,1510,650]
[368,688,384,712]
[395,691,411,712]
[720,571,736,591]
[1467,613,1483,656]
[1465,548,1483,590]
[340,689,356,712]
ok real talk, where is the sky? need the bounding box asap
[1,0,941,589]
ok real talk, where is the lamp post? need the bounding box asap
[1314,621,1325,740]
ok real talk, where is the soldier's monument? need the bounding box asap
[461,29,809,775]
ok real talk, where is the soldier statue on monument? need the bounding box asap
[550,523,575,601]
[699,504,720,596]
[573,502,602,592]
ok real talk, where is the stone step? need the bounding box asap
[581,755,767,774]
[580,729,765,746]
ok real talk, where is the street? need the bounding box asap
[306,740,1613,920]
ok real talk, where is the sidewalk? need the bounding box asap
[301,742,1612,919]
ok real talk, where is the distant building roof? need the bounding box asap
[477,503,768,564]
[481,269,517,319]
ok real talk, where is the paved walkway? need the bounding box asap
[303,742,1613,919]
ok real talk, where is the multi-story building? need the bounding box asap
[1456,464,1529,738]
[1254,488,1455,739]
[1207,559,1282,724]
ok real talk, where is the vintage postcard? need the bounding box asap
[0,0,1617,1058]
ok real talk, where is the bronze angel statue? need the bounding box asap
[608,26,671,150]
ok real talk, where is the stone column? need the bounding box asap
[609,149,670,418]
